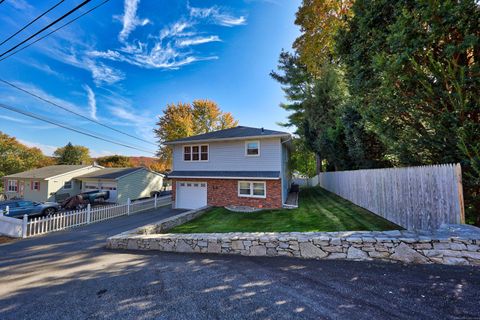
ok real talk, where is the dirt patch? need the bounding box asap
[0,236,15,244]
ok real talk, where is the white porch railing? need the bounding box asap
[0,195,171,238]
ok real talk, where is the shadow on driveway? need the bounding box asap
[0,206,479,320]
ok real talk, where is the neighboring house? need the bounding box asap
[2,165,102,202]
[165,126,292,209]
[75,167,165,204]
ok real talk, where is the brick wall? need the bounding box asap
[172,178,283,209]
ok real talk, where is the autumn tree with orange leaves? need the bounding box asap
[154,100,238,165]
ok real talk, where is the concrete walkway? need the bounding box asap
[0,206,479,320]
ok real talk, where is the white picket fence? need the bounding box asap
[1,195,171,238]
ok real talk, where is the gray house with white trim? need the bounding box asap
[165,126,292,209]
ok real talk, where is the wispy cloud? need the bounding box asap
[177,35,221,47]
[27,61,62,78]
[88,19,219,70]
[83,85,97,120]
[101,92,156,142]
[118,0,151,42]
[45,45,125,85]
[6,0,32,10]
[32,1,244,84]
[5,81,88,116]
[18,139,58,156]
[188,4,247,27]
[0,115,31,124]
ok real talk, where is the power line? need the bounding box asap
[0,0,65,47]
[0,0,92,58]
[0,103,157,155]
[0,78,157,146]
[0,0,111,62]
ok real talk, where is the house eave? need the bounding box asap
[163,133,291,145]
[168,175,280,180]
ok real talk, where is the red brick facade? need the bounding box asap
[172,178,283,209]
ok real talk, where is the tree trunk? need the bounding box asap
[315,153,322,175]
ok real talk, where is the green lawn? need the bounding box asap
[169,187,401,233]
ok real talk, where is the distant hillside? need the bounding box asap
[129,157,158,167]
[130,156,170,173]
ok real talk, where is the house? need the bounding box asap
[2,165,102,202]
[165,126,292,209]
[75,167,165,204]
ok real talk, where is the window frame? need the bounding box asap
[7,180,18,192]
[237,181,266,199]
[245,140,260,157]
[32,181,40,191]
[183,144,209,162]
[63,180,73,190]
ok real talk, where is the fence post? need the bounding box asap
[455,163,465,224]
[22,214,28,238]
[154,194,157,209]
[127,198,131,215]
[87,203,91,224]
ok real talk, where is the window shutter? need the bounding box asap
[30,180,33,191]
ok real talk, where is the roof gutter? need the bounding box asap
[167,175,280,180]
[163,133,291,145]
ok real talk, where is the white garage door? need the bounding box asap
[84,182,117,202]
[176,181,207,209]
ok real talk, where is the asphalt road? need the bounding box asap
[0,206,479,320]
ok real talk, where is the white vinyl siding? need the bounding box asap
[116,169,164,204]
[173,138,282,171]
[47,166,100,202]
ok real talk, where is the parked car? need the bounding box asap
[60,190,110,210]
[0,200,59,218]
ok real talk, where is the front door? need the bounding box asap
[18,180,25,198]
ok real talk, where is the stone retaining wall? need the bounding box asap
[107,222,480,266]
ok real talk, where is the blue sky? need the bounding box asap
[0,0,300,157]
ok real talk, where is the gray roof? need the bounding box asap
[75,167,144,180]
[3,165,91,179]
[164,126,290,144]
[167,171,281,179]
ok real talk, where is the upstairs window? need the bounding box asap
[184,144,208,161]
[245,141,260,156]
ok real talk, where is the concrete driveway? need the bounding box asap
[0,206,479,320]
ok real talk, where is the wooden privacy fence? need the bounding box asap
[0,195,171,238]
[310,164,464,230]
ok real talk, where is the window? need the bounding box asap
[64,181,73,189]
[245,141,260,156]
[7,180,17,192]
[183,144,208,161]
[32,181,40,191]
[238,181,266,198]
[183,146,191,161]
[17,201,33,207]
